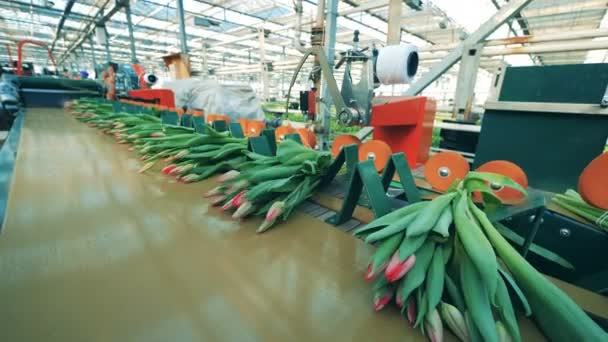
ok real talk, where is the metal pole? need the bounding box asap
[89,38,98,79]
[124,4,138,64]
[387,0,402,44]
[104,26,111,63]
[201,42,208,75]
[259,29,269,101]
[176,0,188,55]
[320,0,338,150]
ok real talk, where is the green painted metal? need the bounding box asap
[284,133,302,144]
[328,153,422,225]
[228,122,245,138]
[212,120,228,132]
[328,160,392,225]
[180,114,193,128]
[247,136,273,156]
[380,153,421,204]
[160,111,178,125]
[192,116,205,133]
[499,63,608,103]
[477,64,608,192]
[261,129,277,155]
[320,144,359,187]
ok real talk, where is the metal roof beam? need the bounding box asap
[406,0,534,95]
[50,0,76,52]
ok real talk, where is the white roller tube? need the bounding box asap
[376,44,419,85]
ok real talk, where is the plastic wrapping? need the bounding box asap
[160,78,264,121]
[376,44,419,85]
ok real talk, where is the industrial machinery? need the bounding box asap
[286,31,435,170]
[103,62,157,100]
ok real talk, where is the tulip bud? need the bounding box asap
[162,164,177,175]
[218,170,240,183]
[232,201,254,219]
[364,262,388,282]
[385,252,416,282]
[256,201,285,233]
[210,195,226,206]
[203,186,222,198]
[406,297,417,326]
[138,161,155,173]
[232,191,248,207]
[439,302,468,342]
[373,287,393,312]
[173,149,189,160]
[496,321,512,342]
[150,132,165,137]
[425,308,444,342]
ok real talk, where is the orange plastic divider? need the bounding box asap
[579,152,608,210]
[331,134,361,158]
[476,160,528,205]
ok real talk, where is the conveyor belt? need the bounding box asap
[0,108,423,341]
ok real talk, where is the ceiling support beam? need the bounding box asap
[405,0,534,96]
[50,0,75,52]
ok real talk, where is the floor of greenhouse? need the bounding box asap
[0,108,547,341]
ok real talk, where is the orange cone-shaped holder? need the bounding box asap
[331,134,361,158]
[247,120,266,137]
[476,160,528,205]
[275,125,296,142]
[579,152,608,210]
[359,140,392,172]
[424,152,470,192]
[297,128,317,148]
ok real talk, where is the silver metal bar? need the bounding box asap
[124,4,138,64]
[89,38,97,78]
[176,0,189,55]
[485,101,608,116]
[405,0,534,96]
[386,0,402,45]
[453,43,483,120]
[259,29,269,100]
[320,0,339,149]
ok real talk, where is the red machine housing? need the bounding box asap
[370,96,437,168]
[127,89,176,108]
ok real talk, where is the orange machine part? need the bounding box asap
[370,96,436,168]
[358,140,392,172]
[578,152,608,210]
[248,120,266,137]
[424,152,470,192]
[476,160,529,205]
[275,126,296,142]
[297,128,317,148]
[207,114,231,125]
[331,134,361,158]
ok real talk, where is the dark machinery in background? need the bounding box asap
[473,63,608,292]
[103,62,157,101]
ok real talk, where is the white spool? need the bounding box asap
[376,44,419,85]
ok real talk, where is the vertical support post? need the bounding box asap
[259,29,269,101]
[280,46,286,98]
[387,0,402,45]
[124,4,138,64]
[176,0,189,55]
[201,42,208,75]
[453,43,483,121]
[89,38,98,78]
[103,26,111,64]
[320,0,338,150]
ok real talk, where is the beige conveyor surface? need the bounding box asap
[0,109,548,341]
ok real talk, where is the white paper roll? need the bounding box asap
[376,44,419,85]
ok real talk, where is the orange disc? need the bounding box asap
[248,120,266,137]
[358,140,392,172]
[275,125,296,142]
[297,128,317,148]
[476,160,528,205]
[331,134,361,157]
[578,152,608,210]
[424,152,470,192]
